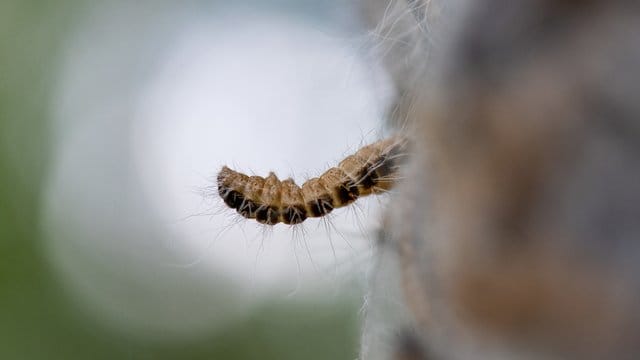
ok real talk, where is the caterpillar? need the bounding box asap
[216,136,408,225]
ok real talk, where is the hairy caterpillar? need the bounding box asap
[217,136,408,225]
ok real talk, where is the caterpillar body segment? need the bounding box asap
[217,136,408,225]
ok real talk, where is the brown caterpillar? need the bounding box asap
[217,136,407,225]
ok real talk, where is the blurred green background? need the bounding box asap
[0,1,372,358]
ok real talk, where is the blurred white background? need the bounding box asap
[41,0,393,341]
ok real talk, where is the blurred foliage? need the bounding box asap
[0,1,359,358]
